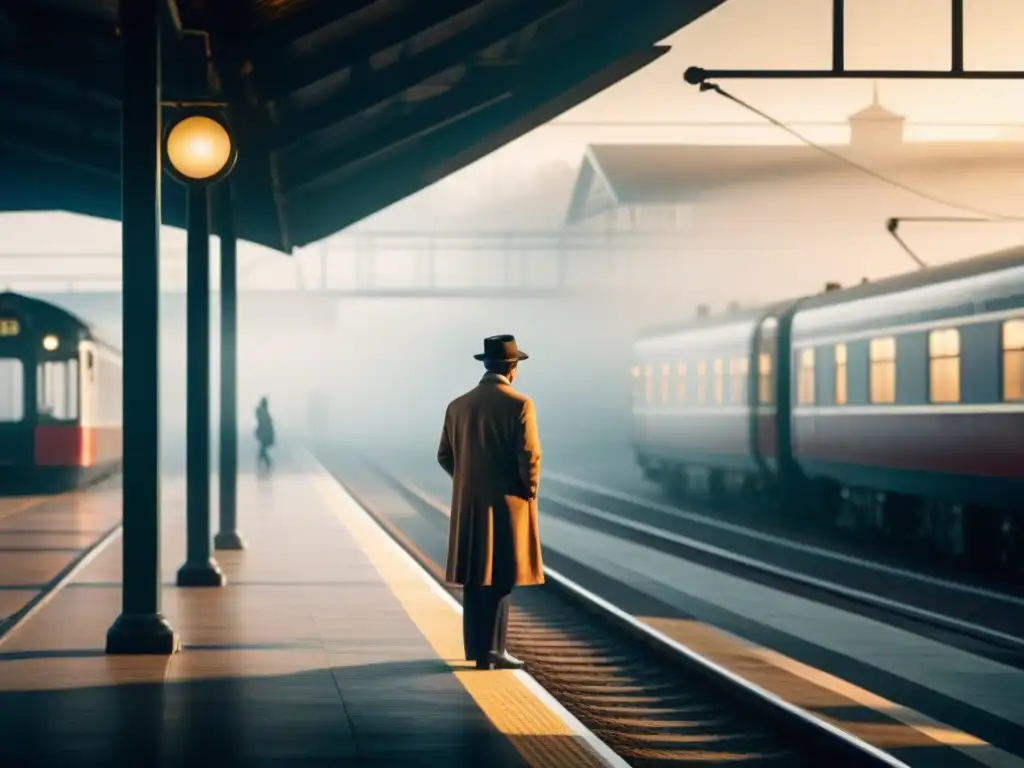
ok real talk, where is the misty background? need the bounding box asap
[4,0,1024,467]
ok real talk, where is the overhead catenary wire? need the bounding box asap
[695,81,1024,269]
[697,81,1013,221]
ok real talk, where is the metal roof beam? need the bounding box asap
[257,0,485,101]
[286,42,666,245]
[280,75,514,195]
[0,122,119,178]
[273,0,575,150]
[250,0,378,49]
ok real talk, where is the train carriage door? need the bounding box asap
[749,315,776,476]
[78,343,98,428]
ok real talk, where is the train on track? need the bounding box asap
[631,246,1024,574]
[0,291,123,491]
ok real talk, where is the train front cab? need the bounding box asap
[0,326,121,491]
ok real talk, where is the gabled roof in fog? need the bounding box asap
[0,0,730,253]
[565,138,1024,226]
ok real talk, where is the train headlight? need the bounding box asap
[42,334,59,351]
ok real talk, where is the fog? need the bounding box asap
[7,0,1024,468]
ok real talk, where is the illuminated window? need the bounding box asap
[928,328,960,403]
[659,363,670,405]
[676,362,687,402]
[834,344,847,405]
[730,358,749,404]
[697,361,708,404]
[758,353,773,405]
[869,336,897,404]
[1004,319,1024,401]
[643,365,654,404]
[37,360,78,421]
[630,365,643,404]
[0,359,24,422]
[713,359,724,404]
[797,348,815,405]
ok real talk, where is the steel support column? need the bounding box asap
[106,0,180,654]
[177,185,225,586]
[215,183,245,551]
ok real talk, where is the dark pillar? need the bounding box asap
[177,185,225,586]
[215,183,245,550]
[106,0,179,654]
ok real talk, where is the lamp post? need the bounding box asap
[164,113,237,587]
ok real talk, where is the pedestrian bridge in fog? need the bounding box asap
[0,229,683,301]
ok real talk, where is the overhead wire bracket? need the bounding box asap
[685,0,1024,83]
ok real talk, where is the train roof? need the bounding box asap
[796,245,1024,312]
[635,244,1024,344]
[634,299,798,343]
[0,291,120,353]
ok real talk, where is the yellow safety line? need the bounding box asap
[310,470,610,768]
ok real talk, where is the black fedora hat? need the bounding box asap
[473,334,529,362]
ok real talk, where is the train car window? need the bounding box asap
[37,360,77,420]
[758,353,773,405]
[730,358,748,404]
[797,348,815,405]
[697,361,708,404]
[630,365,643,404]
[835,344,848,405]
[0,359,24,422]
[643,365,654,405]
[676,362,687,403]
[659,363,670,405]
[869,336,897,404]
[1003,319,1024,401]
[928,328,960,403]
[713,359,724,405]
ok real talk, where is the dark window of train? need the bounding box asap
[1004,319,1024,401]
[758,353,773,405]
[928,328,960,403]
[730,358,748,404]
[676,362,687,403]
[0,359,24,422]
[869,337,897,404]
[37,360,78,421]
[697,361,708,404]
[835,343,848,405]
[713,359,724,404]
[659,363,670,405]
[797,348,815,405]
[643,365,654,405]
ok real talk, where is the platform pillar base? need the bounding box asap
[106,612,180,655]
[176,559,226,587]
[214,530,247,551]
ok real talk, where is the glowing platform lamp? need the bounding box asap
[163,113,237,186]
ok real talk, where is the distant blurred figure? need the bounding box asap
[255,397,275,476]
[437,334,544,671]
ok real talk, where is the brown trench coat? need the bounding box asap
[437,373,544,588]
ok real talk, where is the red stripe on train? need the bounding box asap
[793,411,1024,479]
[34,426,123,467]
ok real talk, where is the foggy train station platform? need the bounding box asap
[0,453,617,767]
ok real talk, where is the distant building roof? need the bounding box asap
[566,137,1024,226]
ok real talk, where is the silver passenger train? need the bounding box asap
[632,247,1024,574]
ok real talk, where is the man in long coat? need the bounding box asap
[437,334,544,670]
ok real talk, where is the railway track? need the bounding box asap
[325,458,905,768]
[538,472,1024,659]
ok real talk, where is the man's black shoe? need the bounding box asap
[487,651,525,670]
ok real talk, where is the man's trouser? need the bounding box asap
[462,583,513,661]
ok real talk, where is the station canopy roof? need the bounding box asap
[566,139,1024,226]
[0,0,729,253]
